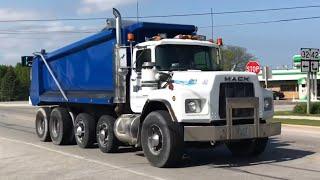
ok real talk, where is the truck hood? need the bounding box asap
[171,71,259,89]
[167,71,264,122]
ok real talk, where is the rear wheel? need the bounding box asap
[49,107,74,145]
[96,115,119,153]
[141,110,184,168]
[74,113,96,148]
[226,137,269,157]
[35,108,51,142]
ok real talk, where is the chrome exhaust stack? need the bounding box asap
[113,8,127,104]
[113,8,122,47]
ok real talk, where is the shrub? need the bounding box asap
[311,102,320,114]
[293,103,307,114]
[293,102,320,114]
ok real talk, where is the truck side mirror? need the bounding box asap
[21,56,34,67]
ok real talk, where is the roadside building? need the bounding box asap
[257,55,319,100]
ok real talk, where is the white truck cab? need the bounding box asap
[114,35,281,167]
[130,38,274,122]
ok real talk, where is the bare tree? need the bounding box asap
[221,45,255,71]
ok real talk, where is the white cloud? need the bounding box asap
[78,0,136,14]
[0,8,36,20]
[0,9,90,65]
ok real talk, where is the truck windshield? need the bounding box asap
[155,44,220,71]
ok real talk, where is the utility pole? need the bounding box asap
[136,1,139,23]
[210,8,214,40]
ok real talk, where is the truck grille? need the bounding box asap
[219,82,254,119]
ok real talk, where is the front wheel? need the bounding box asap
[226,137,269,157]
[141,110,184,168]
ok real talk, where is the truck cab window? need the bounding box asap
[155,45,220,71]
[136,49,151,72]
[194,51,211,70]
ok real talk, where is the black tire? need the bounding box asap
[141,110,184,168]
[49,107,74,145]
[35,107,51,142]
[226,137,269,157]
[74,113,96,148]
[96,115,119,153]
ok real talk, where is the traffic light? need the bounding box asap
[21,56,33,67]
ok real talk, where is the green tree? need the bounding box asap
[222,45,255,71]
[0,65,9,100]
[0,65,8,78]
[14,63,30,100]
[0,67,20,101]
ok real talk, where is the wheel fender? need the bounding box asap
[140,99,177,122]
[137,99,177,147]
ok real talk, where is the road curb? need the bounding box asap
[274,115,320,121]
[282,124,320,129]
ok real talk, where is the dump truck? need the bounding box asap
[24,8,281,167]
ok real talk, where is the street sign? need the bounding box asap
[301,60,319,73]
[310,60,319,72]
[300,47,320,114]
[301,48,319,60]
[246,61,260,74]
[301,60,310,72]
[21,56,33,67]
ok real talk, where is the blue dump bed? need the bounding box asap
[30,22,196,106]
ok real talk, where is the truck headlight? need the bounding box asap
[185,99,202,113]
[264,97,273,111]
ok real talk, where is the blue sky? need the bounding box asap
[0,0,319,68]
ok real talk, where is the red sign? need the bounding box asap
[246,61,260,74]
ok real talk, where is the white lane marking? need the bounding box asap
[0,137,165,180]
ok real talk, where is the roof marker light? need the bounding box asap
[217,38,223,46]
[127,33,134,42]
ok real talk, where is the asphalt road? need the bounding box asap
[0,106,320,180]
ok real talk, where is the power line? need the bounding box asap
[0,30,98,34]
[198,15,320,28]
[0,36,84,40]
[125,4,320,19]
[0,4,319,23]
[0,17,107,23]
[0,15,318,34]
[0,15,318,35]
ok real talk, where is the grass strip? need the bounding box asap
[272,118,320,127]
[274,111,320,117]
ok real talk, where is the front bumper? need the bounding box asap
[184,122,281,141]
[184,97,281,141]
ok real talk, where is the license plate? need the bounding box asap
[238,126,250,138]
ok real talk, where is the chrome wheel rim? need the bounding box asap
[75,120,85,143]
[52,117,60,138]
[98,123,109,146]
[147,125,163,155]
[37,117,45,135]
